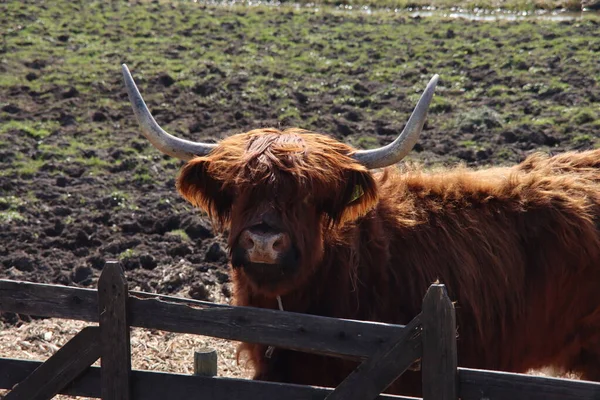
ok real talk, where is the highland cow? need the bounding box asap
[122,63,600,396]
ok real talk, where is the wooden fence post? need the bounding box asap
[421,283,458,400]
[194,348,218,377]
[98,261,131,400]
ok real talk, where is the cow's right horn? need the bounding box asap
[122,64,217,161]
[352,74,438,169]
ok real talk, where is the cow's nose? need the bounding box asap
[239,228,290,264]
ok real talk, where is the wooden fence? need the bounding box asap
[1,260,600,399]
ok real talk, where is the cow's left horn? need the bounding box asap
[352,74,439,169]
[122,64,217,161]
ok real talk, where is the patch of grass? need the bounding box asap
[572,134,594,146]
[108,0,589,11]
[372,107,401,121]
[429,97,453,114]
[456,107,504,133]
[0,211,26,223]
[134,172,153,185]
[118,248,137,260]
[167,229,191,242]
[570,109,598,125]
[460,140,478,148]
[354,135,380,149]
[0,0,598,187]
[77,156,110,172]
[14,159,45,178]
[0,196,27,224]
[107,190,138,211]
[486,85,510,97]
[0,120,59,139]
[530,117,556,126]
[495,148,514,160]
[0,196,25,210]
[277,104,302,125]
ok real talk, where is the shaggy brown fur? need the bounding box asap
[177,128,600,397]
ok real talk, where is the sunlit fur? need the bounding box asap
[178,127,600,397]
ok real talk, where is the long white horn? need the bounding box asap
[122,64,216,161]
[352,74,439,169]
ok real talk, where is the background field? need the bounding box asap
[1,0,599,398]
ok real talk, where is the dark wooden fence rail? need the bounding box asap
[0,358,411,400]
[0,271,409,361]
[4,357,600,400]
[2,260,600,400]
[0,261,420,400]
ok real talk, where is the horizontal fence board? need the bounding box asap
[0,279,406,360]
[0,279,98,321]
[459,367,600,400]
[0,358,416,400]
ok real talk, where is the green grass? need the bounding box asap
[572,134,595,146]
[167,229,192,242]
[271,0,586,11]
[118,248,137,260]
[106,190,139,210]
[1,0,598,177]
[0,196,27,223]
[0,196,25,209]
[354,136,380,149]
[13,159,46,178]
[0,120,59,139]
[0,211,26,223]
[570,109,598,125]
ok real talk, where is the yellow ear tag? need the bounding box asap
[349,185,364,204]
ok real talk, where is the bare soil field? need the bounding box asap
[1,0,599,398]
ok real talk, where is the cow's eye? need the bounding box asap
[348,184,364,204]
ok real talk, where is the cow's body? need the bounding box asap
[121,65,600,397]
[233,149,600,396]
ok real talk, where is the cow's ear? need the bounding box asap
[324,168,378,226]
[177,157,233,227]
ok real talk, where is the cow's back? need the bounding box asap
[377,148,600,379]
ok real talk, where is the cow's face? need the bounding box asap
[120,64,437,296]
[177,129,378,296]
